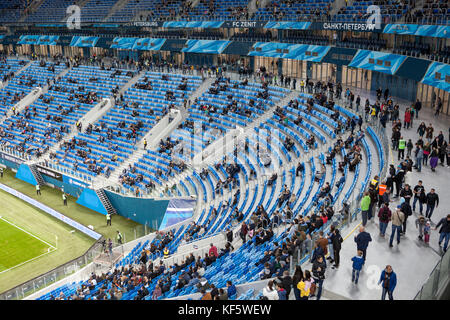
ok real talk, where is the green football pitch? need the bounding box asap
[0,168,145,295]
[0,186,94,294]
[0,216,55,274]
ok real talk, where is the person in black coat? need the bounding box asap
[310,242,325,264]
[414,99,421,119]
[278,270,293,300]
[312,255,326,300]
[399,184,413,205]
[332,228,343,268]
[435,214,450,252]
[226,228,234,250]
[368,188,378,221]
[256,250,272,266]
[296,162,304,176]
[392,128,401,151]
[400,198,412,235]
[413,180,426,214]
[354,226,372,262]
[425,189,439,219]
[139,250,148,265]
[378,186,390,208]
[134,286,149,300]
[386,164,395,191]
[393,167,405,198]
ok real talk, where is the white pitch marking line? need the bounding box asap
[0,216,58,275]
[0,247,57,275]
[0,216,56,249]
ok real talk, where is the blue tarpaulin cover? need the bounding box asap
[348,50,407,75]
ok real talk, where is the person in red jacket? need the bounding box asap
[209,243,218,258]
[404,108,411,129]
[240,222,248,243]
[378,202,392,237]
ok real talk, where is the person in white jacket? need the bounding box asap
[262,280,279,300]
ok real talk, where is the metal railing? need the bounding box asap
[289,91,390,272]
[0,145,35,162]
[0,241,104,300]
[287,186,362,274]
[415,248,450,300]
[127,223,156,242]
[0,226,154,300]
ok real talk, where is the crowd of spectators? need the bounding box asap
[0,57,27,83]
[254,0,332,22]
[333,0,412,23]
[0,0,31,23]
[2,0,450,25]
[405,0,449,24]
[185,0,249,20]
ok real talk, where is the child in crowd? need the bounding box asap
[415,215,426,241]
[351,250,364,284]
[424,221,431,244]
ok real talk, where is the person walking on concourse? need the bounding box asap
[379,265,397,300]
[354,226,372,263]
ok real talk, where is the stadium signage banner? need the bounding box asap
[17,35,40,45]
[17,35,60,46]
[163,21,224,28]
[421,62,450,92]
[132,38,166,51]
[131,20,266,28]
[131,20,381,31]
[18,21,450,37]
[131,21,162,27]
[0,151,24,165]
[249,42,330,62]
[221,21,267,28]
[70,36,99,47]
[383,24,450,39]
[320,22,381,31]
[62,175,90,188]
[182,40,232,54]
[110,37,166,51]
[110,37,138,49]
[35,23,65,27]
[92,24,119,28]
[264,21,311,30]
[36,164,63,181]
[0,182,102,240]
[38,35,59,45]
[348,50,407,75]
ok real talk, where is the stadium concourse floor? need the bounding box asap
[304,88,450,300]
